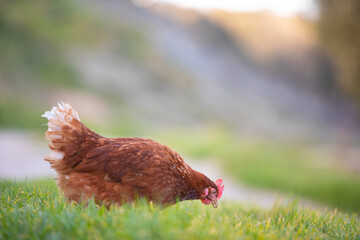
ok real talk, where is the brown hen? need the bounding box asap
[42,103,224,208]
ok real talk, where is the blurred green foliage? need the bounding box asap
[224,143,360,213]
[0,97,43,128]
[0,0,95,87]
[0,0,97,129]
[0,180,359,239]
[317,0,360,104]
[0,0,151,130]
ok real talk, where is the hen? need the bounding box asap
[42,103,224,208]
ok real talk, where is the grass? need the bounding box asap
[0,180,359,240]
[155,128,360,213]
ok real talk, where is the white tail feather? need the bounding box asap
[43,102,81,172]
[42,111,55,120]
[46,134,62,140]
[42,102,80,132]
[47,122,61,132]
[45,151,65,161]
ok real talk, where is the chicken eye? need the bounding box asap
[212,190,216,194]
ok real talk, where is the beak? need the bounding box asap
[211,199,218,208]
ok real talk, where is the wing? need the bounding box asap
[72,138,176,181]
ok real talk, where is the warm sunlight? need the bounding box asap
[146,0,317,17]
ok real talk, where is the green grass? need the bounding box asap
[0,180,359,240]
[155,128,360,213]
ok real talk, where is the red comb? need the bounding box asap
[215,179,224,199]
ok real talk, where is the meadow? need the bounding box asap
[0,179,359,240]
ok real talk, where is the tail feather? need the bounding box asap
[42,102,80,131]
[42,102,96,175]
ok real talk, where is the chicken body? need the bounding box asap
[43,103,223,207]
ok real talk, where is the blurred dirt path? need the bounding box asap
[0,130,324,210]
[0,130,54,179]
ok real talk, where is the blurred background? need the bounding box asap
[0,0,359,212]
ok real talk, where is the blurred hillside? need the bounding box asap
[0,0,359,142]
[210,11,330,95]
